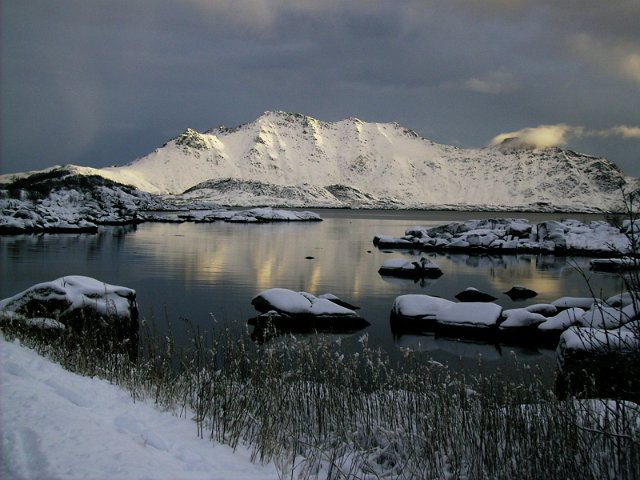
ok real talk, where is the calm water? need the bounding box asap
[0,209,623,378]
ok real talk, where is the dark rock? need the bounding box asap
[455,288,497,302]
[504,286,538,300]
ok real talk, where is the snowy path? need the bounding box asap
[0,337,278,480]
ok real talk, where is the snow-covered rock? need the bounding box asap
[391,294,502,332]
[252,288,358,317]
[537,308,584,332]
[437,303,502,329]
[605,292,639,308]
[0,276,138,336]
[249,288,368,332]
[373,235,415,248]
[558,322,640,355]
[578,303,638,329]
[499,309,547,329]
[552,297,601,310]
[391,295,455,321]
[0,167,163,233]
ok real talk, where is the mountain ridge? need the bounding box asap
[3,111,637,212]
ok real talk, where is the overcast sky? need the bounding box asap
[2,0,639,176]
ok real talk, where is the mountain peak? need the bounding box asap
[174,128,213,150]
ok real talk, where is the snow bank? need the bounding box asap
[0,336,278,480]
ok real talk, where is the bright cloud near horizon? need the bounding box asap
[1,0,639,176]
[491,123,640,150]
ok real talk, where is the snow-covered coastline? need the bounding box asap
[0,175,322,234]
[374,218,634,256]
[0,335,278,480]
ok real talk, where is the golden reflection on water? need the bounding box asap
[124,219,623,304]
[125,219,409,301]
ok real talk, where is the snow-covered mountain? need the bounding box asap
[5,111,638,211]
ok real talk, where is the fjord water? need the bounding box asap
[0,210,623,378]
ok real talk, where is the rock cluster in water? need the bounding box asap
[374,218,633,256]
[390,291,639,347]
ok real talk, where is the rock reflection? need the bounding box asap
[393,333,553,361]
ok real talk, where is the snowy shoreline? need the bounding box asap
[0,335,279,480]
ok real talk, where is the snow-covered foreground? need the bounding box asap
[0,336,278,480]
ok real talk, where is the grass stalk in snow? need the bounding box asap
[1,316,639,479]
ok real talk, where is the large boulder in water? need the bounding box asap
[504,285,538,300]
[455,287,497,303]
[390,294,502,339]
[0,276,138,337]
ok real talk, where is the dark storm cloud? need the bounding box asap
[2,0,639,176]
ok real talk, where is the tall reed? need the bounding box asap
[1,315,638,479]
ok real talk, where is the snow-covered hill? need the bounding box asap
[4,111,638,211]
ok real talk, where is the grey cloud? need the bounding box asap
[1,0,639,177]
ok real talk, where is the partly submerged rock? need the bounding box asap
[194,207,322,223]
[378,257,443,279]
[455,287,497,303]
[504,285,538,300]
[249,288,368,332]
[0,275,139,337]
